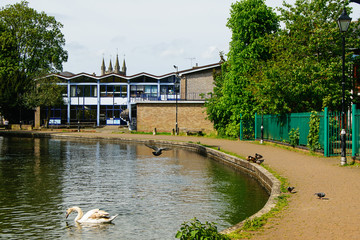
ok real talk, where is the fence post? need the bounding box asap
[254,112,258,141]
[239,113,243,140]
[324,107,329,157]
[352,104,357,158]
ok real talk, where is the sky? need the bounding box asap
[1,0,360,76]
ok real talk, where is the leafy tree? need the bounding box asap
[0,1,67,122]
[205,0,279,137]
[252,0,360,114]
[23,76,66,127]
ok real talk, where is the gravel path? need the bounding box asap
[18,131,360,239]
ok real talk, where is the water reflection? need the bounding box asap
[0,136,268,239]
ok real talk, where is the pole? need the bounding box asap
[261,113,264,144]
[176,92,178,135]
[340,35,347,165]
[77,87,80,132]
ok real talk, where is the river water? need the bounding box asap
[0,136,268,239]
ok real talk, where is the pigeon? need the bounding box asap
[314,192,326,199]
[287,187,295,193]
[145,144,171,156]
[246,156,256,163]
[255,153,263,160]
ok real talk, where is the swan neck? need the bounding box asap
[73,207,84,222]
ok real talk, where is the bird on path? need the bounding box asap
[287,187,295,193]
[145,144,171,156]
[246,156,256,163]
[255,153,263,160]
[66,206,118,224]
[314,192,326,199]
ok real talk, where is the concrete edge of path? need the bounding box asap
[0,130,282,234]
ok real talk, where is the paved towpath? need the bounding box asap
[16,130,360,239]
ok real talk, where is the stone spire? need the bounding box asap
[108,59,113,73]
[101,58,106,75]
[122,58,127,76]
[114,54,120,74]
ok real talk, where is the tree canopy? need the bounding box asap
[206,0,360,138]
[0,1,67,122]
[205,0,279,137]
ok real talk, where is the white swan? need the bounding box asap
[66,206,118,224]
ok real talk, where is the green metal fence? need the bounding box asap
[240,105,360,157]
[321,108,352,157]
[254,112,311,145]
[352,104,360,157]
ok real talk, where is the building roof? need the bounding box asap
[42,62,222,81]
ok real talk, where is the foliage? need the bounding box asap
[205,0,279,137]
[175,217,231,240]
[0,1,67,122]
[289,127,300,147]
[252,0,360,114]
[307,111,321,151]
[23,77,65,109]
[206,0,360,138]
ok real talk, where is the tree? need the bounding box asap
[0,1,68,122]
[205,0,279,137]
[252,0,360,114]
[23,76,66,127]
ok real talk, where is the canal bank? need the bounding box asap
[1,130,360,239]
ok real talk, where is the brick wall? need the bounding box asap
[136,102,215,133]
[183,70,214,100]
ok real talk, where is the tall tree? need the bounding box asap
[252,0,360,113]
[205,0,279,137]
[0,1,68,122]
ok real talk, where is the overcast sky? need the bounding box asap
[1,0,360,76]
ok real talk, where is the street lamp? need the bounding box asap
[77,87,81,132]
[337,7,351,165]
[173,65,179,135]
[260,109,264,144]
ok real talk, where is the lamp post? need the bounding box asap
[77,87,81,132]
[337,7,351,165]
[260,109,264,144]
[173,65,179,135]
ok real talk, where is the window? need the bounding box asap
[71,85,97,97]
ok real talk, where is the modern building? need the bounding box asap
[35,55,221,133]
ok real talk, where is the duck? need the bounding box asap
[66,206,118,224]
[246,156,257,163]
[255,153,263,160]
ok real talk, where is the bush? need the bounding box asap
[175,217,230,240]
[289,127,300,148]
[307,111,321,151]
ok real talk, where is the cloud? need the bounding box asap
[160,48,185,58]
[202,46,218,59]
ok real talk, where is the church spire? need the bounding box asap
[122,58,127,76]
[114,54,120,74]
[101,57,106,75]
[108,59,113,73]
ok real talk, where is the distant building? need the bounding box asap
[35,57,221,133]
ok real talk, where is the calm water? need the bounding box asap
[0,136,268,239]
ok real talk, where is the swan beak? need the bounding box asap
[65,212,70,219]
